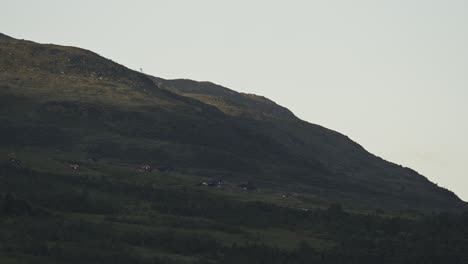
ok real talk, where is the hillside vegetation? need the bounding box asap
[1,33,467,264]
[0,34,463,211]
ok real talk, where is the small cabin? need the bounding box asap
[8,158,22,167]
[137,164,152,172]
[200,180,224,188]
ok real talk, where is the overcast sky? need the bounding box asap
[2,0,467,200]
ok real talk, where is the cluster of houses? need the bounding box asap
[198,180,257,191]
[6,153,81,172]
[199,180,225,188]
[279,192,301,199]
[8,157,22,168]
[136,164,174,173]
[197,180,258,191]
[62,161,174,174]
[6,153,22,168]
[67,156,100,172]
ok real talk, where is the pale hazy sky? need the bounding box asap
[2,0,467,200]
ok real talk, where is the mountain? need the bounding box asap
[1,33,468,264]
[0,34,464,212]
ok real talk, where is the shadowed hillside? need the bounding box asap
[152,78,464,211]
[0,33,464,212]
[1,33,468,264]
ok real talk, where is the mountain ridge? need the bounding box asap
[150,77,297,120]
[0,32,14,40]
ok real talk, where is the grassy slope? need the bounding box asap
[153,78,464,211]
[1,162,467,264]
[0,156,335,263]
[0,33,468,264]
[0,34,464,213]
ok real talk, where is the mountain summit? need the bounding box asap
[0,34,464,211]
